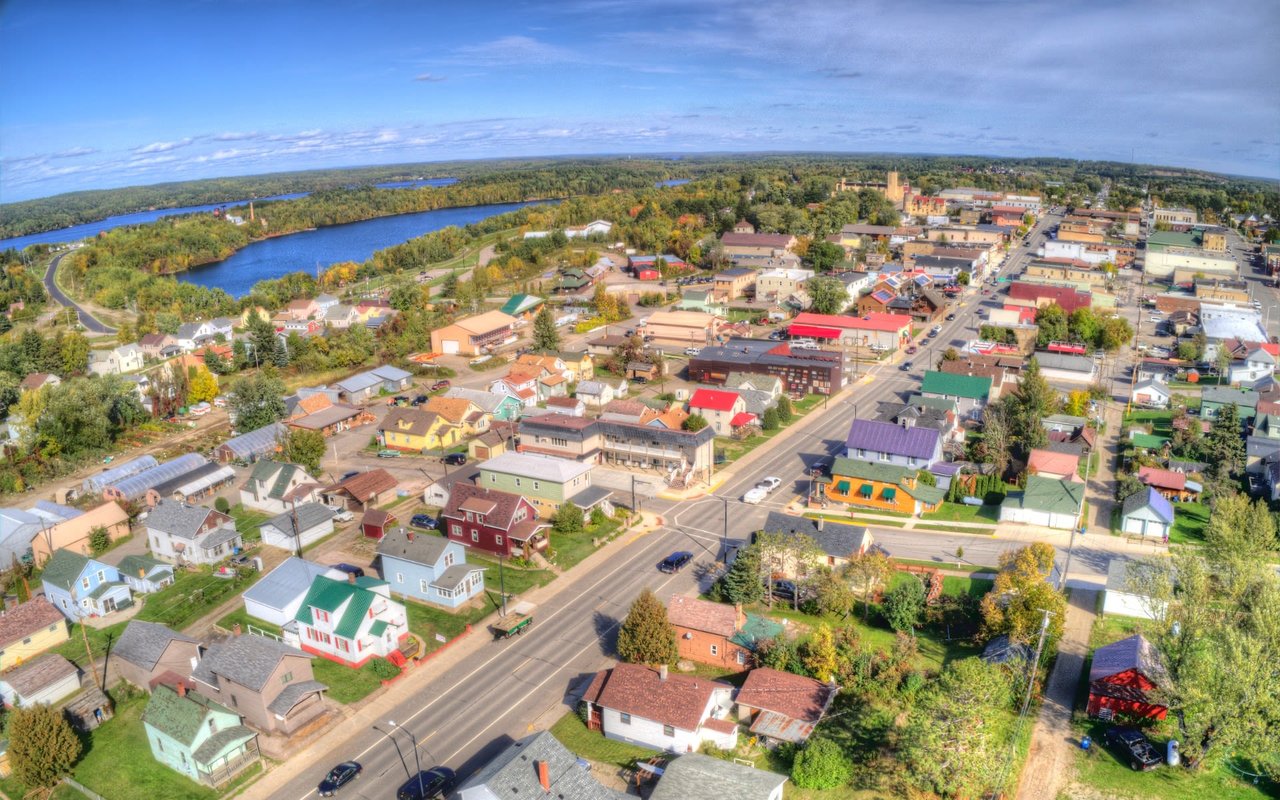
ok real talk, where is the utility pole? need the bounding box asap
[721,495,729,562]
[81,620,102,690]
[290,497,302,557]
[1060,446,1094,590]
[498,554,508,617]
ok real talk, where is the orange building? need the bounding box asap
[819,458,945,516]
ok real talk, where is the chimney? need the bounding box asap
[658,664,668,681]
[176,681,187,698]
[348,571,356,584]
[537,760,550,792]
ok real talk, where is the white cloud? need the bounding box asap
[413,73,447,82]
[133,138,194,154]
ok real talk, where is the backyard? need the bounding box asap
[1170,501,1210,544]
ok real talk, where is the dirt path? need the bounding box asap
[1016,588,1097,800]
[1084,400,1124,534]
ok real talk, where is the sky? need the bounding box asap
[2,0,1278,202]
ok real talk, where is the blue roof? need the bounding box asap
[110,454,208,501]
[83,455,159,494]
[1123,487,1174,524]
[334,371,383,394]
[220,422,286,459]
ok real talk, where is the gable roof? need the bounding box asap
[1,653,78,699]
[0,597,64,649]
[479,452,592,484]
[736,667,835,723]
[1122,487,1174,524]
[1028,448,1081,477]
[381,407,446,438]
[649,754,788,800]
[118,554,172,579]
[688,388,741,413]
[262,502,335,536]
[441,484,533,532]
[143,682,238,746]
[760,510,872,559]
[667,596,739,638]
[845,419,940,460]
[458,731,628,800]
[40,548,96,591]
[146,500,229,540]
[583,663,727,732]
[921,370,992,400]
[1007,475,1085,515]
[1137,466,1186,492]
[114,620,200,671]
[295,576,381,638]
[1090,634,1168,685]
[825,458,946,504]
[192,633,313,693]
[324,469,397,502]
[376,526,452,566]
[243,557,338,612]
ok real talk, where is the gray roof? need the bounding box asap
[431,563,485,591]
[1089,634,1168,685]
[1,653,79,699]
[112,454,209,501]
[332,371,383,394]
[150,461,229,499]
[570,484,614,509]
[650,754,787,800]
[199,524,242,552]
[1035,352,1096,373]
[266,680,328,716]
[458,731,628,800]
[114,621,201,670]
[146,499,226,540]
[759,511,873,559]
[1202,387,1260,408]
[371,364,413,382]
[376,527,451,567]
[981,635,1031,665]
[261,502,335,536]
[1105,558,1159,593]
[192,633,311,693]
[444,387,515,413]
[242,557,336,612]
[192,725,256,765]
[480,452,593,483]
[845,419,940,460]
[219,422,286,459]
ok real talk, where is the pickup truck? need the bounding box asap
[1103,727,1163,771]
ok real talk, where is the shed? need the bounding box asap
[361,508,396,540]
[999,476,1084,530]
[1088,634,1168,720]
[0,653,81,708]
[1120,488,1173,539]
[1103,559,1162,620]
[63,685,114,731]
[735,667,836,745]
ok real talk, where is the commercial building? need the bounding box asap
[430,310,520,356]
[688,338,844,395]
[642,310,724,347]
[786,311,913,352]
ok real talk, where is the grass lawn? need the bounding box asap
[229,504,271,543]
[467,551,556,597]
[549,711,657,768]
[922,501,1001,523]
[216,607,282,638]
[135,566,262,631]
[888,571,994,600]
[914,522,997,535]
[1171,502,1210,544]
[312,656,388,704]
[893,557,997,573]
[1090,614,1146,651]
[548,517,624,572]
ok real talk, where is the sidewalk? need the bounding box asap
[237,510,666,800]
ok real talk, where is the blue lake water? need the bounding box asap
[182,200,542,297]
[656,179,691,187]
[0,177,459,251]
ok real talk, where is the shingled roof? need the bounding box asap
[667,596,740,638]
[0,597,65,649]
[583,663,729,732]
[192,633,317,694]
[114,620,200,671]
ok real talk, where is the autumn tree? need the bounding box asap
[979,542,1065,646]
[616,588,677,665]
[845,551,892,620]
[813,568,856,618]
[8,704,82,788]
[801,623,839,680]
[531,305,560,352]
[187,366,219,404]
[282,428,326,475]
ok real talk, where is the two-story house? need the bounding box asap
[424,396,491,436]
[376,527,486,607]
[477,452,603,519]
[242,557,345,628]
[378,408,462,453]
[138,333,178,360]
[819,458,946,516]
[844,419,943,469]
[582,663,738,753]
[87,344,145,376]
[0,597,68,671]
[443,387,523,422]
[114,620,202,690]
[143,682,260,787]
[440,483,550,558]
[919,371,992,419]
[40,549,133,620]
[145,500,242,566]
[687,389,747,437]
[238,460,321,514]
[759,511,876,576]
[192,633,328,735]
[291,575,409,667]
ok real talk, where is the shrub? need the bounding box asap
[791,738,851,790]
[367,657,402,680]
[214,496,231,513]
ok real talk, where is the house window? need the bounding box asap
[439,586,454,599]
[81,577,90,590]
[420,579,430,594]
[337,638,350,652]
[495,535,503,546]
[620,713,631,725]
[315,609,329,623]
[208,719,217,734]
[396,572,404,584]
[451,523,462,536]
[514,478,522,487]
[879,452,890,462]
[908,457,917,467]
[471,531,480,543]
[96,570,106,582]
[736,651,746,665]
[281,672,293,685]
[23,636,32,644]
[663,725,675,738]
[444,553,454,567]
[61,599,69,609]
[710,644,719,656]
[533,481,541,490]
[857,449,867,459]
[48,623,58,632]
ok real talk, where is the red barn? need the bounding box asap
[1088,634,1168,720]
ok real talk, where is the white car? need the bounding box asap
[683,347,701,356]
[756,476,782,493]
[742,487,768,504]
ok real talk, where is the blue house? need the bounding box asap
[375,528,485,609]
[118,554,176,593]
[40,549,133,620]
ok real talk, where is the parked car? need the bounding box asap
[411,394,429,406]
[340,471,360,481]
[411,514,438,530]
[330,508,354,523]
[768,330,786,340]
[443,452,467,466]
[946,313,957,321]
[929,325,942,337]
[396,767,455,800]
[330,563,365,578]
[229,553,254,568]
[658,551,694,573]
[430,380,451,391]
[743,486,769,504]
[768,579,802,604]
[683,347,701,356]
[318,761,362,797]
[905,345,918,354]
[1103,727,1163,771]
[756,476,782,492]
[377,450,402,458]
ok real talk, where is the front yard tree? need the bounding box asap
[979,542,1065,647]
[616,588,677,665]
[9,704,82,788]
[762,407,780,431]
[682,413,709,432]
[845,551,892,620]
[552,501,584,534]
[88,526,111,555]
[719,543,765,606]
[282,428,326,475]
[882,576,925,632]
[775,394,793,422]
[532,306,561,352]
[813,568,856,618]
[790,737,851,790]
[808,276,848,314]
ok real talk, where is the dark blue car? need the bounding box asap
[318,761,361,796]
[411,514,438,530]
[397,767,455,800]
[658,551,693,573]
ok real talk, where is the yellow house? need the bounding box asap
[378,408,462,453]
[818,458,946,516]
[424,396,491,436]
[0,597,69,671]
[549,351,594,382]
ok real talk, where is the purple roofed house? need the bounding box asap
[845,419,943,470]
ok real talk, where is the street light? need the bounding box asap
[387,720,425,797]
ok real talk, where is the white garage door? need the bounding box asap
[442,339,459,355]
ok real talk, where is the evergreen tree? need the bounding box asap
[762,407,780,430]
[616,588,677,665]
[776,394,793,422]
[1204,403,1246,482]
[8,704,82,788]
[441,270,459,298]
[719,543,765,605]
[531,306,561,352]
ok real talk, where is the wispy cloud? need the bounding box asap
[52,146,97,158]
[133,138,194,154]
[413,72,447,82]
[452,35,573,67]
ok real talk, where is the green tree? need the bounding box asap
[531,305,561,352]
[979,542,1066,646]
[1067,307,1101,346]
[808,276,848,315]
[282,428,326,475]
[1176,340,1199,361]
[229,370,287,431]
[775,394,793,423]
[1203,493,1277,568]
[957,271,971,286]
[813,569,855,618]
[59,332,90,376]
[682,413,709,432]
[845,551,892,620]
[762,407,780,431]
[245,309,277,366]
[915,469,936,487]
[804,241,846,272]
[1034,303,1068,346]
[214,496,230,513]
[1005,358,1054,457]
[802,623,839,681]
[616,588,677,665]
[1204,403,1246,482]
[719,543,765,606]
[272,336,291,368]
[791,737,850,790]
[8,704,82,788]
[441,270,459,298]
[1099,315,1134,351]
[882,577,925,632]
[203,346,231,375]
[88,526,111,555]
[552,501,585,534]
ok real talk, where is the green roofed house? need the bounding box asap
[291,575,409,668]
[498,293,545,320]
[142,682,260,788]
[1128,432,1171,452]
[817,458,945,516]
[117,554,176,594]
[920,371,993,419]
[999,475,1085,530]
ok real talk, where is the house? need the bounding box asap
[320,469,398,513]
[138,333,177,360]
[687,389,745,437]
[1130,380,1171,409]
[736,667,837,745]
[442,483,549,558]
[376,527,486,607]
[920,371,992,418]
[643,310,723,348]
[214,422,286,464]
[456,731,630,800]
[291,575,409,667]
[469,429,511,461]
[360,508,397,540]
[192,633,327,735]
[999,476,1085,530]
[755,268,814,303]
[431,310,519,356]
[40,549,132,620]
[114,620,202,691]
[818,459,945,516]
[1035,353,1099,385]
[29,501,130,566]
[425,395,492,435]
[477,452,600,519]
[1087,635,1168,719]
[88,343,144,376]
[321,303,359,329]
[0,653,81,708]
[1200,387,1259,423]
[118,554,176,594]
[1027,449,1082,482]
[667,596,752,669]
[581,663,738,753]
[758,511,876,575]
[715,267,757,300]
[845,419,943,469]
[239,460,321,514]
[517,413,717,486]
[545,395,586,417]
[143,682,260,787]
[18,372,60,392]
[0,598,67,671]
[243,558,344,628]
[1137,466,1201,502]
[676,289,727,316]
[286,401,374,440]
[1103,559,1163,620]
[259,503,336,552]
[1121,488,1175,540]
[1230,347,1278,386]
[650,754,787,800]
[379,408,462,453]
[444,387,524,422]
[689,339,844,396]
[720,232,798,265]
[0,503,78,566]
[145,500,241,566]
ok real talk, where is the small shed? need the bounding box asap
[626,361,659,381]
[63,685,114,732]
[1120,487,1173,540]
[361,508,397,540]
[0,653,82,708]
[981,635,1031,665]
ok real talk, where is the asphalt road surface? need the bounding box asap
[42,251,116,333]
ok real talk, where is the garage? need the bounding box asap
[998,475,1084,530]
[442,339,459,355]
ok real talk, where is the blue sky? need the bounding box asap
[2,0,1277,201]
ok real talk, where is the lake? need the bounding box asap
[0,177,458,251]
[181,200,542,297]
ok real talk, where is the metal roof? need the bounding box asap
[83,455,159,494]
[219,422,286,459]
[110,454,208,501]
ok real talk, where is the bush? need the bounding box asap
[762,408,780,431]
[367,657,402,680]
[214,496,231,513]
[88,526,112,555]
[791,737,851,789]
[776,395,794,422]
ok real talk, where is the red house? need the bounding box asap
[1088,634,1168,720]
[442,483,550,558]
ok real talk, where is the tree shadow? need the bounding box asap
[592,610,619,657]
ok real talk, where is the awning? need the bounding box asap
[787,323,843,339]
[882,487,897,501]
[858,484,873,497]
[730,412,758,427]
[836,480,851,493]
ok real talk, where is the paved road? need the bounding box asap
[42,251,116,333]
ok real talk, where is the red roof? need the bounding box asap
[730,412,757,427]
[1138,466,1186,492]
[1007,281,1091,313]
[689,388,740,413]
[791,311,912,334]
[787,323,843,339]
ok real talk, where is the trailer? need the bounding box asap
[491,600,535,640]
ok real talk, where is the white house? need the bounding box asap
[1035,352,1099,385]
[144,500,242,566]
[239,460,321,514]
[575,380,616,408]
[0,653,82,708]
[290,575,409,667]
[582,663,738,753]
[259,502,336,552]
[1229,347,1277,386]
[1120,487,1173,540]
[1130,380,1171,409]
[88,344,145,376]
[565,219,613,239]
[242,557,344,628]
[1103,558,1163,620]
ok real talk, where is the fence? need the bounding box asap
[62,777,106,800]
